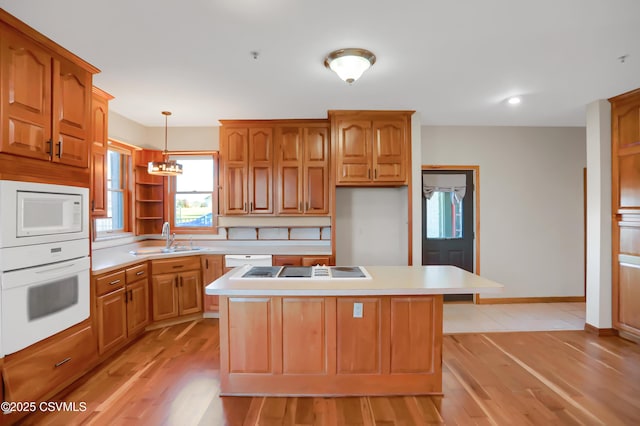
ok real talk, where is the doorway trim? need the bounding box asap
[422,164,481,277]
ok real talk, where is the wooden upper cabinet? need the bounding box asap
[249,128,274,214]
[220,123,273,215]
[275,122,329,215]
[53,58,91,167]
[0,22,95,169]
[90,87,113,217]
[0,27,53,162]
[331,111,412,186]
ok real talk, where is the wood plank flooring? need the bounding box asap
[14,319,640,425]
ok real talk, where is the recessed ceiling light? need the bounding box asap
[507,96,521,105]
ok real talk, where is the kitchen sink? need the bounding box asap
[129,246,202,256]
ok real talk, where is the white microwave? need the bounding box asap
[0,180,89,248]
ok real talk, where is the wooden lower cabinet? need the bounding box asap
[2,322,97,413]
[151,257,202,321]
[201,255,224,313]
[273,255,334,266]
[219,294,443,395]
[95,263,150,355]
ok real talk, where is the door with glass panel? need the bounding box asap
[422,170,474,300]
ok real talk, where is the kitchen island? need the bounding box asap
[205,265,503,396]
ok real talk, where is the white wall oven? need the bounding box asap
[0,180,90,356]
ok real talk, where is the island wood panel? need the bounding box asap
[281,297,326,374]
[619,263,640,330]
[227,297,272,374]
[336,297,382,374]
[389,296,440,374]
[219,295,443,396]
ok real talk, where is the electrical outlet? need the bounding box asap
[353,302,363,318]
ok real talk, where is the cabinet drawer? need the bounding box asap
[126,262,149,283]
[3,325,97,402]
[152,256,201,275]
[302,256,333,266]
[95,269,126,296]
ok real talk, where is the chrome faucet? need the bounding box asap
[161,222,175,250]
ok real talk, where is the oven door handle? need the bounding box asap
[35,262,77,274]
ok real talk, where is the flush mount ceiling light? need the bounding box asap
[148,111,183,176]
[324,48,376,84]
[507,96,522,105]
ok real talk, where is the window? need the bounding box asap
[425,191,463,239]
[168,153,218,233]
[95,142,132,236]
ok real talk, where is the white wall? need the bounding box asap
[585,100,612,328]
[336,187,408,266]
[109,111,218,151]
[421,126,586,299]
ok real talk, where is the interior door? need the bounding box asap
[422,170,474,301]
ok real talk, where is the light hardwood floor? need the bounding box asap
[15,318,640,425]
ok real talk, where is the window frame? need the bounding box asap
[94,139,134,239]
[166,151,219,234]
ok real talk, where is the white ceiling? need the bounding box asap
[2,0,639,128]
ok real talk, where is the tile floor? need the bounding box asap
[443,302,586,333]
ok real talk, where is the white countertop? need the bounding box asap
[205,265,504,296]
[91,240,331,274]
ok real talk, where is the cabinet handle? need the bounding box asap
[172,265,184,269]
[54,357,71,368]
[300,202,303,211]
[91,200,95,212]
[250,201,253,211]
[206,259,209,269]
[374,168,377,179]
[180,276,183,287]
[46,139,52,156]
[305,202,309,211]
[125,290,128,303]
[136,271,144,276]
[130,289,133,302]
[368,168,371,179]
[56,140,63,158]
[109,279,121,285]
[244,202,247,211]
[175,278,178,288]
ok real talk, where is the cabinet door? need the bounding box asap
[273,255,302,266]
[276,127,303,214]
[152,273,179,321]
[127,279,150,336]
[52,58,91,168]
[90,91,108,216]
[335,119,372,184]
[249,127,274,214]
[201,255,224,313]
[179,269,203,315]
[97,288,127,354]
[303,126,329,214]
[0,28,52,161]
[222,127,249,214]
[372,119,406,183]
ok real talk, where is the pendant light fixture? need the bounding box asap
[148,111,183,176]
[324,48,376,84]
